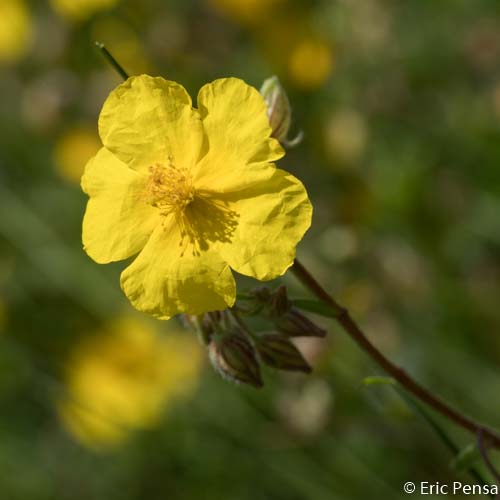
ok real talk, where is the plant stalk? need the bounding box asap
[291,258,500,449]
[95,41,129,80]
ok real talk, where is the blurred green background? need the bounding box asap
[1,0,500,498]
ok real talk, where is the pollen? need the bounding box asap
[145,162,195,215]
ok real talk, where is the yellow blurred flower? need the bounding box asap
[54,127,101,184]
[288,38,334,89]
[57,317,203,450]
[338,281,376,316]
[208,0,285,24]
[323,109,368,167]
[0,0,32,64]
[50,0,120,21]
[81,75,312,319]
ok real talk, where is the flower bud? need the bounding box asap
[184,312,222,345]
[260,76,303,147]
[208,330,263,388]
[260,76,292,143]
[243,285,326,337]
[255,332,312,373]
[275,308,327,338]
[268,284,290,317]
[236,286,271,316]
[242,285,287,317]
[251,286,272,302]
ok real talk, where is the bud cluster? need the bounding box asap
[185,286,326,388]
[242,285,327,338]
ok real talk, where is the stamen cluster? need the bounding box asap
[146,162,194,216]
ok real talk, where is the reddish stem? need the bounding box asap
[291,258,500,449]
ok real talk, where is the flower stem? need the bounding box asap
[291,258,500,449]
[477,429,500,484]
[95,41,129,81]
[396,388,492,493]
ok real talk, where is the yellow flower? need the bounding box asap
[54,126,101,184]
[288,38,334,90]
[81,76,312,319]
[323,109,368,167]
[208,0,285,24]
[0,0,32,64]
[50,0,119,21]
[57,317,202,450]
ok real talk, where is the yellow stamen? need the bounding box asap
[145,162,194,216]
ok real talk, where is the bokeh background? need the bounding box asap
[1,0,500,498]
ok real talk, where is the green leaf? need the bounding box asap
[395,390,489,488]
[291,299,340,318]
[450,443,481,472]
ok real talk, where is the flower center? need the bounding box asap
[146,162,194,215]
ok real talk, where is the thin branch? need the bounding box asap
[291,258,500,450]
[95,41,129,80]
[478,429,500,485]
[396,389,492,494]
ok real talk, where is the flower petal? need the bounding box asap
[82,148,158,263]
[99,75,204,172]
[215,168,312,280]
[120,220,236,319]
[193,78,284,192]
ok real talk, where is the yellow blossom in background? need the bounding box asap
[81,75,312,319]
[50,0,120,21]
[57,317,203,450]
[54,127,101,184]
[208,0,285,24]
[0,0,32,64]
[288,38,334,89]
[323,109,368,168]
